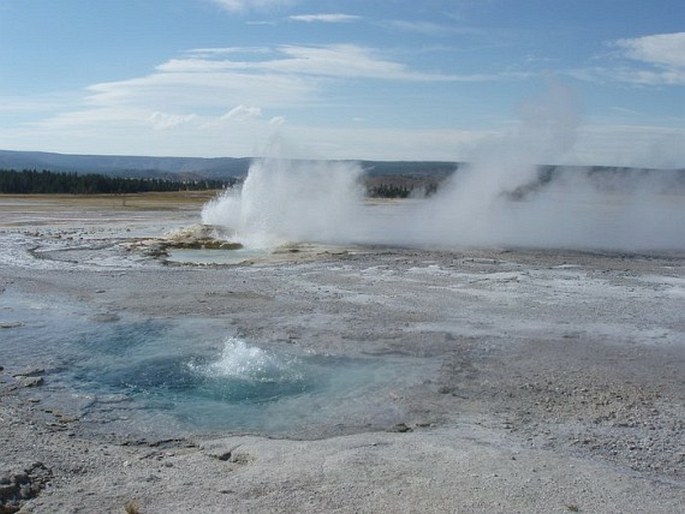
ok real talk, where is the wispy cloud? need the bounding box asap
[606,67,685,86]
[210,0,296,13]
[609,106,641,116]
[615,32,685,69]
[221,104,263,121]
[157,44,518,82]
[13,43,527,158]
[12,41,531,151]
[149,111,198,130]
[574,32,685,86]
[611,32,685,85]
[289,13,361,23]
[260,44,422,79]
[86,63,317,110]
[155,45,400,78]
[186,47,271,57]
[384,19,482,37]
[0,92,79,113]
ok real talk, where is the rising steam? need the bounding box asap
[202,157,365,248]
[202,84,685,252]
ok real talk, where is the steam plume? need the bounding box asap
[203,84,685,252]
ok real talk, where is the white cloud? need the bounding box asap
[6,44,526,160]
[245,20,277,26]
[210,0,296,13]
[84,69,317,111]
[609,67,685,86]
[289,13,360,23]
[576,32,685,86]
[155,45,431,80]
[149,111,198,130]
[161,44,512,82]
[267,44,411,79]
[615,32,685,69]
[385,20,481,36]
[32,107,151,130]
[115,46,524,101]
[157,45,412,79]
[222,105,263,121]
[186,47,271,58]
[155,58,241,73]
[611,32,685,85]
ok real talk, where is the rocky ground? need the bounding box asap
[0,194,683,513]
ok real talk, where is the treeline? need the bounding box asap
[368,182,439,199]
[369,184,412,198]
[0,169,235,195]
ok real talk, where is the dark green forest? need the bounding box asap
[368,182,439,198]
[2,168,437,198]
[0,169,235,194]
[369,184,412,198]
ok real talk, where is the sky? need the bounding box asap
[0,0,684,167]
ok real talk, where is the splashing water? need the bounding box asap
[189,337,304,384]
[177,338,317,406]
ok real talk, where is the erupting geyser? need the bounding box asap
[202,157,365,248]
[203,84,685,252]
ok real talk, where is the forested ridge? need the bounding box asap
[0,169,235,194]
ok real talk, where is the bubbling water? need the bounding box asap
[189,337,304,384]
[0,290,437,437]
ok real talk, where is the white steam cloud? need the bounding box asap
[202,156,364,248]
[202,84,685,252]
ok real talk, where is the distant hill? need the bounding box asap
[0,150,252,180]
[0,149,459,181]
[1,150,682,196]
[358,160,457,178]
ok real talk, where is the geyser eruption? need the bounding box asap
[418,82,581,247]
[202,157,365,248]
[203,84,685,252]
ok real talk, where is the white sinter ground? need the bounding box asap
[0,192,683,513]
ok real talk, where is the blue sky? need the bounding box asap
[1,0,684,166]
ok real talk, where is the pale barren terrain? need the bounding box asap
[1,194,683,513]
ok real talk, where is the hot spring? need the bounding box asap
[0,290,436,438]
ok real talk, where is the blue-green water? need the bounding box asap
[0,290,432,437]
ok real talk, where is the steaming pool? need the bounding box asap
[0,289,436,438]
